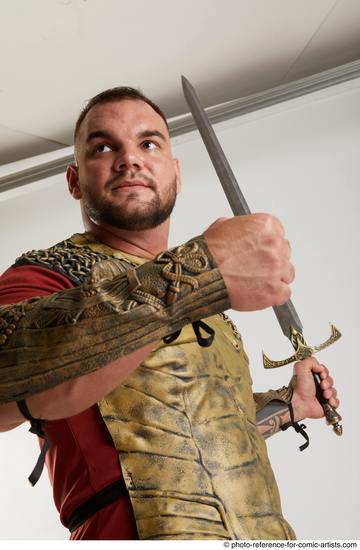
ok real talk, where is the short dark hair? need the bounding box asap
[74,86,168,142]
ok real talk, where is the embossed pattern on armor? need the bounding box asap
[13,237,119,284]
[99,316,296,540]
[0,235,229,404]
[253,378,295,413]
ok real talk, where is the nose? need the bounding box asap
[114,144,143,172]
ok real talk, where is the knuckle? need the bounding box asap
[270,255,283,272]
[265,277,280,293]
[294,357,313,370]
[273,285,291,305]
[267,234,282,249]
[256,213,279,233]
[256,213,286,237]
[290,263,295,281]
[255,212,271,224]
[214,216,229,226]
[293,360,304,373]
[281,261,295,284]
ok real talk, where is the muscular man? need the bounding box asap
[0,87,339,540]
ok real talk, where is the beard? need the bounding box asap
[82,175,177,232]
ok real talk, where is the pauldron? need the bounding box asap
[13,237,119,285]
[0,235,230,404]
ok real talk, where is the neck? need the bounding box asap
[83,216,170,259]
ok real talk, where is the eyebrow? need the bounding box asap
[86,130,114,144]
[136,129,167,142]
[86,128,167,145]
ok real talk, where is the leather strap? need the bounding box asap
[163,319,215,347]
[65,479,128,533]
[281,401,309,451]
[17,399,51,485]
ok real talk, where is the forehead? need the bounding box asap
[79,99,169,143]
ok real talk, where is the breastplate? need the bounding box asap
[98,315,296,540]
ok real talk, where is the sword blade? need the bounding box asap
[181,75,302,340]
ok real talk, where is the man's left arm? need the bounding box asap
[255,358,339,440]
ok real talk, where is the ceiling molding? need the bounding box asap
[170,58,360,136]
[1,58,360,194]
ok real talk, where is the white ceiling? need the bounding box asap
[1,0,360,165]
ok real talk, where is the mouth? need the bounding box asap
[111,179,152,191]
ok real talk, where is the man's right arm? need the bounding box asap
[0,233,230,427]
[0,342,157,428]
[0,214,294,429]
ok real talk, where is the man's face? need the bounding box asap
[68,99,180,231]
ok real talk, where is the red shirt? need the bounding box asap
[0,265,138,540]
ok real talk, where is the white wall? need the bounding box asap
[0,78,359,540]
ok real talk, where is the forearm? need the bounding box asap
[0,236,229,412]
[254,381,297,439]
[0,342,156,428]
[256,402,291,439]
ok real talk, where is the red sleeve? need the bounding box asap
[0,265,75,305]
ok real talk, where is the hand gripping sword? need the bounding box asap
[181,75,342,436]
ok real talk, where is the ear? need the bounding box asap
[66,164,82,200]
[173,158,181,194]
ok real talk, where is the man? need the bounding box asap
[0,87,338,540]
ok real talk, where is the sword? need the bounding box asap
[181,75,342,436]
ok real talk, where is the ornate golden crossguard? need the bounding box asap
[263,324,342,368]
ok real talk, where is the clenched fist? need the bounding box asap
[203,214,294,311]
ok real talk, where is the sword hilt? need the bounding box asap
[263,324,342,435]
[314,372,342,436]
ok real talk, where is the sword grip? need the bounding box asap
[313,373,342,436]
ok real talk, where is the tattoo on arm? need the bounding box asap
[256,402,290,439]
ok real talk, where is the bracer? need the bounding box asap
[253,378,295,413]
[0,236,230,404]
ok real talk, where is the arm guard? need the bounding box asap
[253,377,296,413]
[0,236,230,404]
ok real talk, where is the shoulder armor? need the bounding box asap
[13,238,134,286]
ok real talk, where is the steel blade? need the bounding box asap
[181,75,303,339]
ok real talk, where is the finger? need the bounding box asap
[319,364,329,378]
[273,281,292,306]
[329,397,340,408]
[320,376,334,390]
[323,387,338,401]
[268,214,285,237]
[293,357,320,374]
[207,216,229,230]
[322,388,337,397]
[293,359,307,376]
[285,239,291,258]
[311,361,325,374]
[323,388,334,399]
[281,262,295,284]
[281,239,291,260]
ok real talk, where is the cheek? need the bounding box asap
[82,161,111,184]
[153,158,176,176]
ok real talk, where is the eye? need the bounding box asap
[142,140,158,151]
[95,143,112,153]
